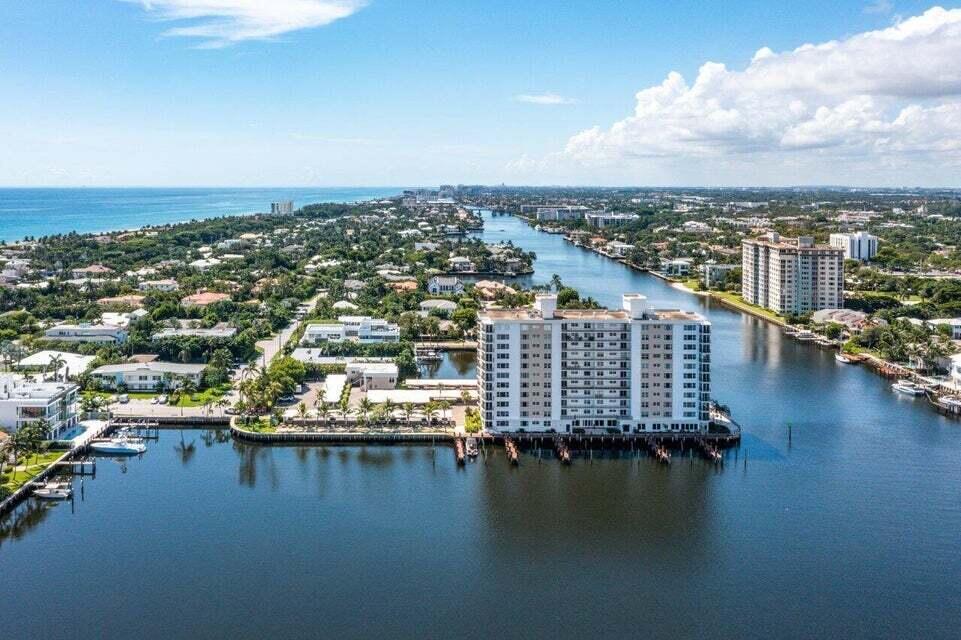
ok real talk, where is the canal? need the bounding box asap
[2,211,961,639]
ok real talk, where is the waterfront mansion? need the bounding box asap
[300,316,400,345]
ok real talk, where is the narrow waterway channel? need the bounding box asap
[1,211,960,639]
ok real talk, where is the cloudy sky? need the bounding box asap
[1,1,960,187]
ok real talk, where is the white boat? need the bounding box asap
[835,353,854,364]
[33,480,72,500]
[465,437,479,457]
[90,435,147,455]
[891,380,925,396]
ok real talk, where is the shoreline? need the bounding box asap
[522,217,959,414]
[0,187,402,243]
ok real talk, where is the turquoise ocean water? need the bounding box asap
[0,187,402,242]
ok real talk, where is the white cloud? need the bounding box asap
[124,0,365,47]
[513,93,577,105]
[519,7,961,184]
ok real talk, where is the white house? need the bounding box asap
[447,256,475,272]
[661,258,693,277]
[16,350,96,380]
[345,362,398,391]
[950,354,961,386]
[927,318,961,340]
[427,276,464,295]
[90,362,206,391]
[606,241,633,257]
[138,278,180,292]
[44,323,128,344]
[420,299,458,314]
[301,316,400,345]
[0,375,79,437]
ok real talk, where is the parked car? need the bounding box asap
[117,394,129,404]
[158,395,169,405]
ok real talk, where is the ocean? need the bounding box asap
[0,187,403,242]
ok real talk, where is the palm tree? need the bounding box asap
[424,401,439,427]
[315,398,332,429]
[47,354,65,382]
[357,397,374,428]
[296,401,308,422]
[381,398,396,427]
[459,389,472,406]
[401,402,414,430]
[436,400,452,427]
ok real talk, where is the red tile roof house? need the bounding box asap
[71,264,114,279]
[181,292,231,308]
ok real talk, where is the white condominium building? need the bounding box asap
[44,323,128,344]
[829,231,878,261]
[301,316,400,345]
[0,375,79,437]
[477,293,711,435]
[742,233,844,315]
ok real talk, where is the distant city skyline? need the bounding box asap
[2,1,960,187]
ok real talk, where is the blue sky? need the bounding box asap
[1,0,959,187]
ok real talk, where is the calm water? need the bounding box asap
[0,187,401,241]
[3,209,961,639]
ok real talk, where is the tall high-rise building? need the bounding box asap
[829,231,878,261]
[477,293,712,434]
[741,232,844,315]
[270,201,294,215]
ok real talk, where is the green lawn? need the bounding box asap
[710,291,787,324]
[120,384,232,408]
[236,417,275,433]
[1,450,65,494]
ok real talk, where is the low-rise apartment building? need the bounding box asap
[90,362,206,391]
[301,316,400,345]
[0,375,79,437]
[44,323,128,344]
[477,293,711,434]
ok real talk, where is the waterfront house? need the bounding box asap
[345,362,398,391]
[44,323,128,344]
[606,241,633,257]
[90,362,206,391]
[701,263,739,289]
[661,258,693,277]
[427,275,465,295]
[447,256,475,272]
[472,280,516,300]
[0,374,79,437]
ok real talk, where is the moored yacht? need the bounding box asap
[33,480,73,500]
[835,353,854,364]
[465,437,479,457]
[89,434,147,455]
[891,380,925,396]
